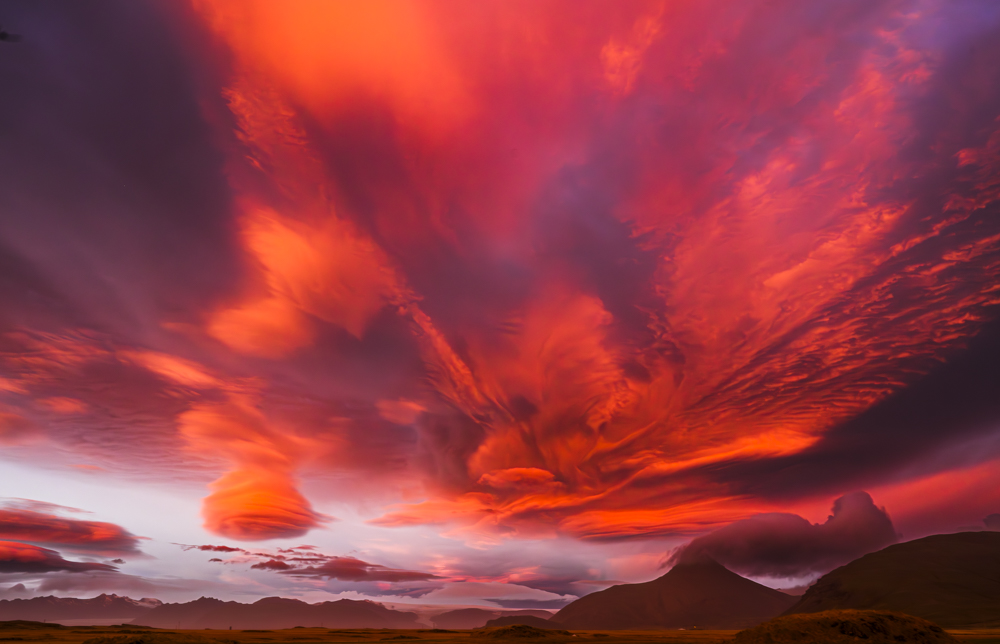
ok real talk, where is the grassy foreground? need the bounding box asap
[0,622,997,644]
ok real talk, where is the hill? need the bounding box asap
[735,609,958,644]
[549,556,795,629]
[483,615,552,629]
[82,634,230,644]
[432,609,551,629]
[131,597,419,629]
[0,595,162,623]
[473,625,570,639]
[784,531,1000,627]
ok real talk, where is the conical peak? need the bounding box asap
[670,549,724,568]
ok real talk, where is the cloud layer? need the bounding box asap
[0,541,116,574]
[0,501,144,556]
[0,0,999,598]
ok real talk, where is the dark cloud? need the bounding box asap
[279,556,438,583]
[182,544,246,553]
[985,514,1000,531]
[0,0,238,336]
[488,599,571,610]
[508,575,597,598]
[344,581,445,599]
[250,559,291,571]
[667,492,898,578]
[192,544,438,585]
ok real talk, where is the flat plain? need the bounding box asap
[1,623,999,644]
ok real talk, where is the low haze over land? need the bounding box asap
[1,0,1000,609]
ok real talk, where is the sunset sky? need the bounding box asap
[2,0,1000,608]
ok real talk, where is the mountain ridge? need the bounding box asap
[0,594,163,623]
[550,556,796,629]
[784,531,1000,627]
[131,596,420,630]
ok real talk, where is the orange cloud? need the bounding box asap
[204,80,410,357]
[192,0,468,133]
[178,397,327,540]
[37,397,88,414]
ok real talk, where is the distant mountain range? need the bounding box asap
[0,594,161,623]
[132,596,420,629]
[785,531,1000,627]
[549,555,797,629]
[2,531,997,630]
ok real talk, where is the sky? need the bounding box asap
[1,0,1000,608]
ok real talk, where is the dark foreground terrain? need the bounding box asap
[785,532,1000,628]
[0,619,997,644]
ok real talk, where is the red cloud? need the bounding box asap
[0,504,144,557]
[0,540,117,573]
[0,411,36,445]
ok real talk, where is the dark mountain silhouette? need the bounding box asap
[736,609,958,644]
[476,625,570,639]
[550,556,796,629]
[785,531,1000,627]
[432,609,551,629]
[131,596,419,629]
[483,615,553,629]
[0,594,162,623]
[0,621,67,630]
[432,608,499,629]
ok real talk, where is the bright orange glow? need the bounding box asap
[192,0,468,133]
[174,0,1000,542]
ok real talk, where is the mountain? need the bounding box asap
[431,608,552,629]
[549,556,796,630]
[785,531,1000,627]
[0,594,162,623]
[131,596,420,629]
